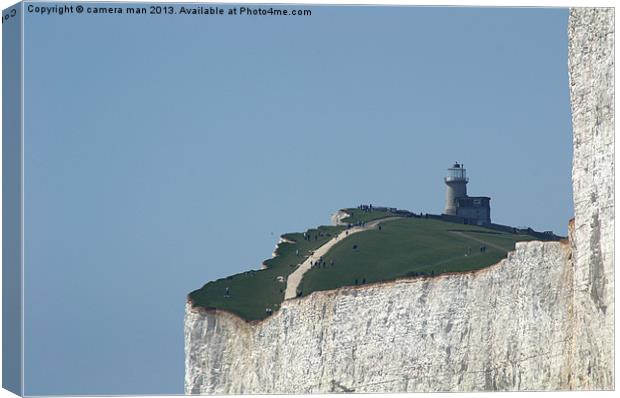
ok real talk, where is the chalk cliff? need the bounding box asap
[567,7,614,389]
[184,8,613,393]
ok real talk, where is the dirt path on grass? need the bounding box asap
[449,231,508,252]
[284,217,401,300]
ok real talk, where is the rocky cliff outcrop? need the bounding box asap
[567,7,614,389]
[185,8,613,393]
[330,210,351,226]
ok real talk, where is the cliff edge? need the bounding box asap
[184,8,613,393]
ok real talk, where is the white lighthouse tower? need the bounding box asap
[443,162,468,216]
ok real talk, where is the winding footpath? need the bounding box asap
[284,217,401,300]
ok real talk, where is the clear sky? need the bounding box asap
[21,3,571,395]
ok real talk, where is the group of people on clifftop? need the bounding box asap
[310,256,334,269]
[358,204,374,212]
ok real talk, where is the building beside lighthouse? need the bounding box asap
[443,163,491,225]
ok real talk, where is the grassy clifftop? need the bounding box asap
[188,224,344,321]
[188,208,556,321]
[299,217,537,296]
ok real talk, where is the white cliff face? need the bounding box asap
[186,242,573,394]
[185,8,613,393]
[568,7,614,389]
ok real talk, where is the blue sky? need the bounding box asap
[21,3,571,395]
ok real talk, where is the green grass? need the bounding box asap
[188,225,344,321]
[298,218,538,296]
[340,208,396,224]
[189,209,555,321]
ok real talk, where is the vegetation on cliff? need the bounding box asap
[299,217,537,296]
[188,224,344,320]
[188,208,557,321]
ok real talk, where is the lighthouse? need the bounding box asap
[444,162,468,216]
[443,162,491,225]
